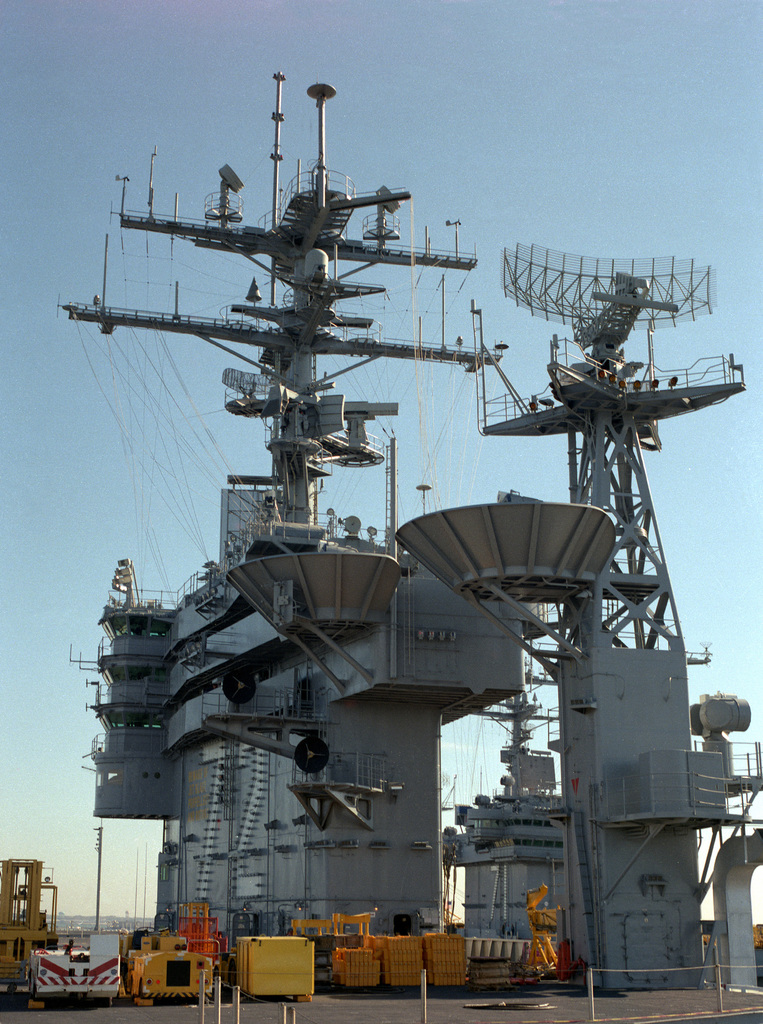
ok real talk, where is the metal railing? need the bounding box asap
[601,768,733,821]
[257,169,359,230]
[293,751,388,791]
[201,687,329,724]
[480,341,743,431]
[729,741,763,779]
[690,739,763,777]
[101,588,178,614]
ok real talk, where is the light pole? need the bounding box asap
[94,825,103,933]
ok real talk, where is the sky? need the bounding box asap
[1,0,761,921]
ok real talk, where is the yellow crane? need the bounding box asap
[526,883,557,968]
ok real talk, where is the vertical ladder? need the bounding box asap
[573,809,598,964]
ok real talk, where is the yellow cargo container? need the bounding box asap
[422,933,466,986]
[331,947,380,988]
[237,937,313,1000]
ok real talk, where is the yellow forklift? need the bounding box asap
[0,860,58,994]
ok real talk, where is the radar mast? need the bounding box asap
[398,241,750,987]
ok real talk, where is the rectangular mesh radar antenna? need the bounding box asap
[502,245,716,333]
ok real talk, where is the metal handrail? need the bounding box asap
[293,751,388,790]
[600,767,738,820]
[481,352,739,429]
[258,169,359,230]
[201,688,329,723]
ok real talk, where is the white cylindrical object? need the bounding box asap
[587,967,595,1021]
[304,248,329,283]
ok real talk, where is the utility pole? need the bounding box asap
[94,825,103,933]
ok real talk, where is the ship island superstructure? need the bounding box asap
[67,78,527,941]
[66,78,763,989]
[452,685,565,941]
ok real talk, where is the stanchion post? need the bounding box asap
[714,957,724,1013]
[234,984,240,1024]
[587,967,595,1022]
[279,1002,286,1024]
[287,1007,296,1024]
[199,969,206,1024]
[215,973,221,1024]
[420,967,427,1024]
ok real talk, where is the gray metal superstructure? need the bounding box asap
[68,79,526,938]
[66,81,761,985]
[397,249,760,986]
[453,686,565,941]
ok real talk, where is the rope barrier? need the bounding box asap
[593,964,714,973]
[583,958,763,1022]
[206,956,761,1024]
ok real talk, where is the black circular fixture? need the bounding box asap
[223,672,257,704]
[294,736,330,774]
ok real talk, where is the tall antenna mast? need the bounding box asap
[147,146,157,218]
[307,83,336,208]
[494,244,726,654]
[270,72,285,306]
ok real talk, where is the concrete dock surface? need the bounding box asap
[2,983,763,1024]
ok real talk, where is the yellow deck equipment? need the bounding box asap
[237,937,313,1000]
[123,934,213,1003]
[0,860,57,993]
[526,883,558,968]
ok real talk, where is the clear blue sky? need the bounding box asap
[2,0,761,919]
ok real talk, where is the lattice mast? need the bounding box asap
[491,244,741,655]
[64,81,478,527]
[476,243,747,982]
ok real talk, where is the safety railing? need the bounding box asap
[201,687,329,724]
[257,169,359,230]
[480,338,743,432]
[600,767,732,821]
[102,587,178,613]
[731,741,763,779]
[293,751,387,791]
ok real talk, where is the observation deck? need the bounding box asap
[480,343,745,439]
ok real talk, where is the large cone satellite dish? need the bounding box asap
[397,502,615,602]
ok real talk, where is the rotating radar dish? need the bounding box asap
[294,735,330,774]
[502,243,715,347]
